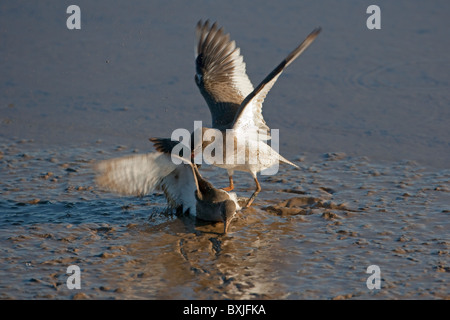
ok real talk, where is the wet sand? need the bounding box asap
[0,139,448,299]
[0,1,449,299]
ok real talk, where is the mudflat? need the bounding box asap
[0,1,449,299]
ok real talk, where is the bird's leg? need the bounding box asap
[245,177,261,207]
[222,175,234,192]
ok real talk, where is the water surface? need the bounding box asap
[0,0,449,299]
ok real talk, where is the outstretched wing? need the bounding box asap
[232,28,322,137]
[95,153,177,196]
[95,152,198,214]
[195,20,254,129]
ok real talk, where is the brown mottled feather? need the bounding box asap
[195,20,254,129]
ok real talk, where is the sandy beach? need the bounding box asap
[0,0,449,299]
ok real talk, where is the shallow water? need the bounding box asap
[0,139,448,299]
[0,0,449,300]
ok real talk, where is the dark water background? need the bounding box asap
[0,0,449,299]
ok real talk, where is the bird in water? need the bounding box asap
[151,20,321,207]
[95,152,241,233]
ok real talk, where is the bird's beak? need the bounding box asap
[222,201,236,234]
[223,217,231,234]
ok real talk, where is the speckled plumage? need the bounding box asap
[95,152,240,233]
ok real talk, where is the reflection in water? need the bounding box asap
[103,210,292,299]
[0,141,449,299]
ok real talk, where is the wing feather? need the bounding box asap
[232,28,322,136]
[95,152,199,214]
[158,164,197,214]
[95,153,177,196]
[195,20,254,129]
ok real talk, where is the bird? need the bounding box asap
[95,152,241,233]
[151,20,321,207]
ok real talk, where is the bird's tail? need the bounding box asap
[279,155,299,169]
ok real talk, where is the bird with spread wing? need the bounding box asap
[151,20,321,207]
[95,152,241,233]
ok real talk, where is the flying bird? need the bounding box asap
[151,20,321,207]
